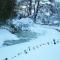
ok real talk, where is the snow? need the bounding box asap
[16,0,22,4]
[0,0,60,60]
[45,12,50,16]
[53,21,59,24]
[40,1,51,5]
[0,24,60,60]
[0,29,19,46]
[12,44,60,60]
[55,0,60,2]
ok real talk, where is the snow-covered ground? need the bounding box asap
[0,40,60,60]
[0,29,19,46]
[0,0,60,60]
[0,24,60,60]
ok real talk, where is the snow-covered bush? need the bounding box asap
[36,1,60,25]
[8,18,34,33]
[36,2,53,24]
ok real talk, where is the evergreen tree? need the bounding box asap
[0,0,16,24]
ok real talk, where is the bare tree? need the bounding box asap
[34,0,40,23]
[49,0,55,3]
[29,0,32,15]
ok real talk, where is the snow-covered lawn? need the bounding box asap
[41,25,60,32]
[0,0,60,59]
[0,40,60,60]
[0,24,60,60]
[0,29,19,46]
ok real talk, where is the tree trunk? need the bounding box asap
[34,0,40,23]
[29,0,32,15]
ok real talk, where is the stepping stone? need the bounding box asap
[53,39,56,44]
[5,58,8,60]
[47,42,49,45]
[28,47,30,51]
[24,50,27,54]
[42,44,45,45]
[17,52,22,55]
